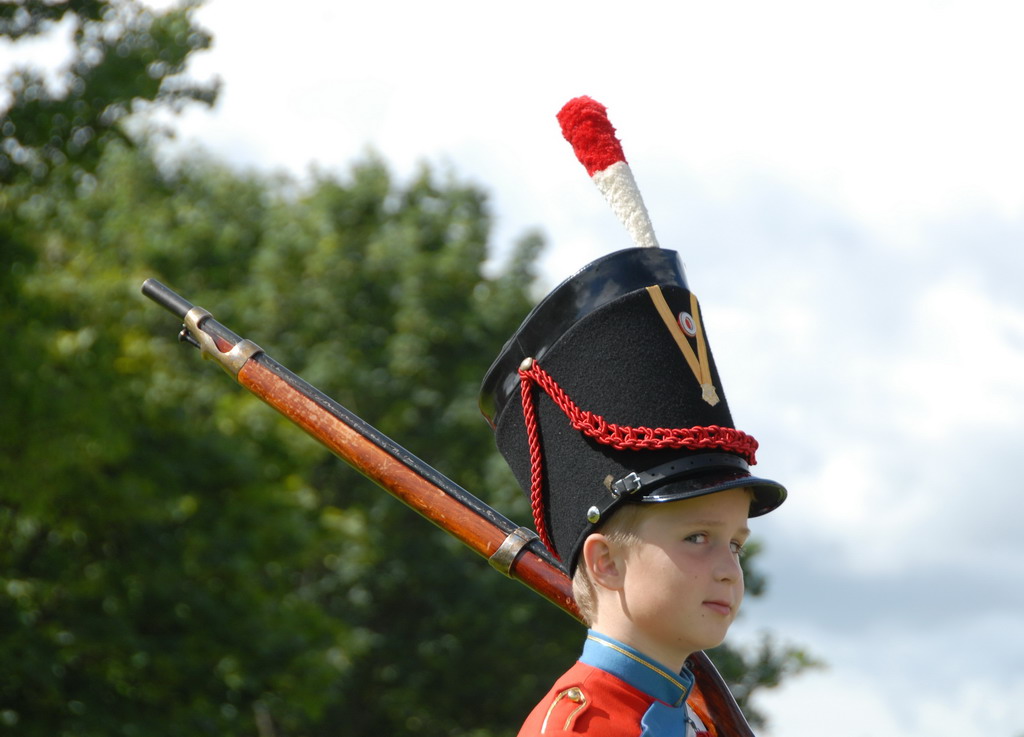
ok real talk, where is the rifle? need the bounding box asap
[141,277,756,737]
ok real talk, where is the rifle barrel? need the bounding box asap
[142,278,198,320]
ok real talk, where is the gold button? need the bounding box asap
[565,687,583,703]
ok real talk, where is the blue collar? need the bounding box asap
[580,631,695,708]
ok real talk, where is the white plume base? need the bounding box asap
[592,161,660,249]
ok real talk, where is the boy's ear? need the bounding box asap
[581,533,625,591]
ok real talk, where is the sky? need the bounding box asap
[6,1,1024,734]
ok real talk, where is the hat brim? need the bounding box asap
[638,469,787,518]
[564,468,786,575]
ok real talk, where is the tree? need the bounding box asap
[0,0,217,185]
[1,142,346,735]
[0,132,579,735]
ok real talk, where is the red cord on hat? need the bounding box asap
[519,360,760,555]
[521,360,758,459]
[520,369,558,557]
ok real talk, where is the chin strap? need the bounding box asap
[611,454,750,497]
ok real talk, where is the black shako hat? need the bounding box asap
[479,98,786,575]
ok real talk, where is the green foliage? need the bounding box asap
[0,0,218,185]
[0,138,574,736]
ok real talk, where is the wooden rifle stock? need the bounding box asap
[141,278,755,737]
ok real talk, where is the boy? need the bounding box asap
[478,100,786,736]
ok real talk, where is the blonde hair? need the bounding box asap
[571,503,644,626]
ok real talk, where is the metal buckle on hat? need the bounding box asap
[610,454,751,499]
[611,472,643,496]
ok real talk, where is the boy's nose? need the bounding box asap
[714,547,744,583]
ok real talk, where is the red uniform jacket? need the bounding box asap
[517,632,713,737]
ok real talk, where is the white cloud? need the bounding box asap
[901,276,1024,430]
[757,653,1024,737]
[745,608,1024,737]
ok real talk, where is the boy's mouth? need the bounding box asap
[702,600,733,616]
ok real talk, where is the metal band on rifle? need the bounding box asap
[183,306,263,376]
[489,526,541,577]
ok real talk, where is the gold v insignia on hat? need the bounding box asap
[645,285,720,406]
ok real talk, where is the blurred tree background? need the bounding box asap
[0,2,816,735]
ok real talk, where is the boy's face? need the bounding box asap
[613,487,751,670]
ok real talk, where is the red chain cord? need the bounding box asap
[520,368,559,557]
[518,360,760,557]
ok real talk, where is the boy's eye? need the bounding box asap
[683,533,746,555]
